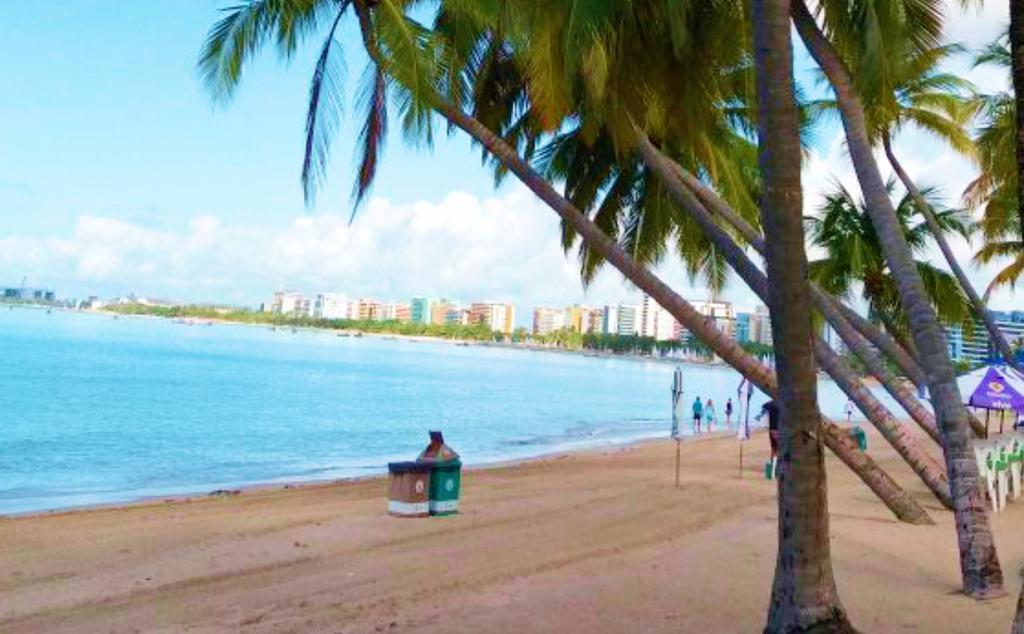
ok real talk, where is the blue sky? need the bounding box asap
[0,1,1019,317]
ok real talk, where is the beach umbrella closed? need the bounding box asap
[736,378,753,442]
[671,366,684,438]
[736,378,753,477]
[671,367,684,487]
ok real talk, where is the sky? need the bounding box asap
[0,1,1020,323]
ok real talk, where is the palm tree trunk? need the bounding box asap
[813,339,951,507]
[653,144,945,444]
[754,2,854,629]
[833,301,926,389]
[883,132,1023,374]
[792,0,1005,599]
[637,129,949,507]
[1013,582,1024,633]
[443,98,929,525]
[353,0,930,529]
[1010,0,1024,243]
[673,156,930,390]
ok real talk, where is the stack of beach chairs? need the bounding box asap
[975,432,1024,513]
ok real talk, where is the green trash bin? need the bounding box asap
[417,430,462,517]
[428,459,462,516]
[849,426,867,451]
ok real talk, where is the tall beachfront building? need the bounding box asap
[752,304,773,346]
[313,293,354,319]
[532,307,567,335]
[947,310,1024,365]
[617,304,639,336]
[410,297,437,324]
[735,312,751,343]
[469,302,516,334]
[602,305,619,334]
[692,299,734,341]
[640,294,681,341]
[265,291,311,317]
[381,302,412,323]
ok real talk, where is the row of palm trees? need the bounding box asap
[197,0,1024,630]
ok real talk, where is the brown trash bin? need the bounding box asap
[387,461,431,517]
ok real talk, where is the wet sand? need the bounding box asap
[1,426,1020,632]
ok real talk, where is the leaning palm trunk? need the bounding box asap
[656,145,948,445]
[882,133,1023,374]
[754,1,854,629]
[441,97,929,525]
[636,130,950,509]
[353,0,930,528]
[673,161,929,388]
[833,302,926,388]
[1011,0,1024,242]
[792,0,1004,599]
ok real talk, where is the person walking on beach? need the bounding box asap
[725,398,734,427]
[844,399,855,424]
[692,396,704,433]
[704,398,716,431]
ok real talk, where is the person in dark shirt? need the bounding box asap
[759,400,781,457]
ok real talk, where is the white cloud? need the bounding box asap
[0,187,737,319]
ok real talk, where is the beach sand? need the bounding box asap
[2,426,1021,633]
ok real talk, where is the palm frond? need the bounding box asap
[302,4,349,205]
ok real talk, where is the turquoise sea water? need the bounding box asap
[0,306,894,515]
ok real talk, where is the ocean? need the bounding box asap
[0,306,890,514]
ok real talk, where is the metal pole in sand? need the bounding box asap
[675,438,681,488]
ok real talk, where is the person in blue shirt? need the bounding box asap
[692,397,704,433]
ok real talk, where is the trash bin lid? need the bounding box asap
[388,461,431,474]
[417,430,460,462]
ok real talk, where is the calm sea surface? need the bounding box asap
[0,306,896,514]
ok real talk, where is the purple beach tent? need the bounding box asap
[957,364,1024,436]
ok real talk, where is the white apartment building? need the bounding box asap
[533,307,567,336]
[752,304,773,346]
[640,294,681,341]
[471,301,516,334]
[617,304,639,336]
[266,291,310,317]
[313,293,354,320]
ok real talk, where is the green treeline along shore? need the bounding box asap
[103,301,776,360]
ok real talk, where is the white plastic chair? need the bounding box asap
[976,446,998,512]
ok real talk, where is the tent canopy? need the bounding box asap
[957,364,1024,413]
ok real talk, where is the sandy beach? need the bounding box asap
[2,426,1021,633]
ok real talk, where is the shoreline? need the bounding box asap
[3,430,744,520]
[3,424,1019,633]
[87,305,727,367]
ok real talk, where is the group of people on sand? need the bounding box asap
[691,396,735,433]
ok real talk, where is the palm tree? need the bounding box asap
[755,2,853,628]
[198,0,930,528]
[791,0,1005,599]
[967,36,1024,300]
[822,30,1024,372]
[1009,0,1024,242]
[807,180,975,350]
[455,0,943,512]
